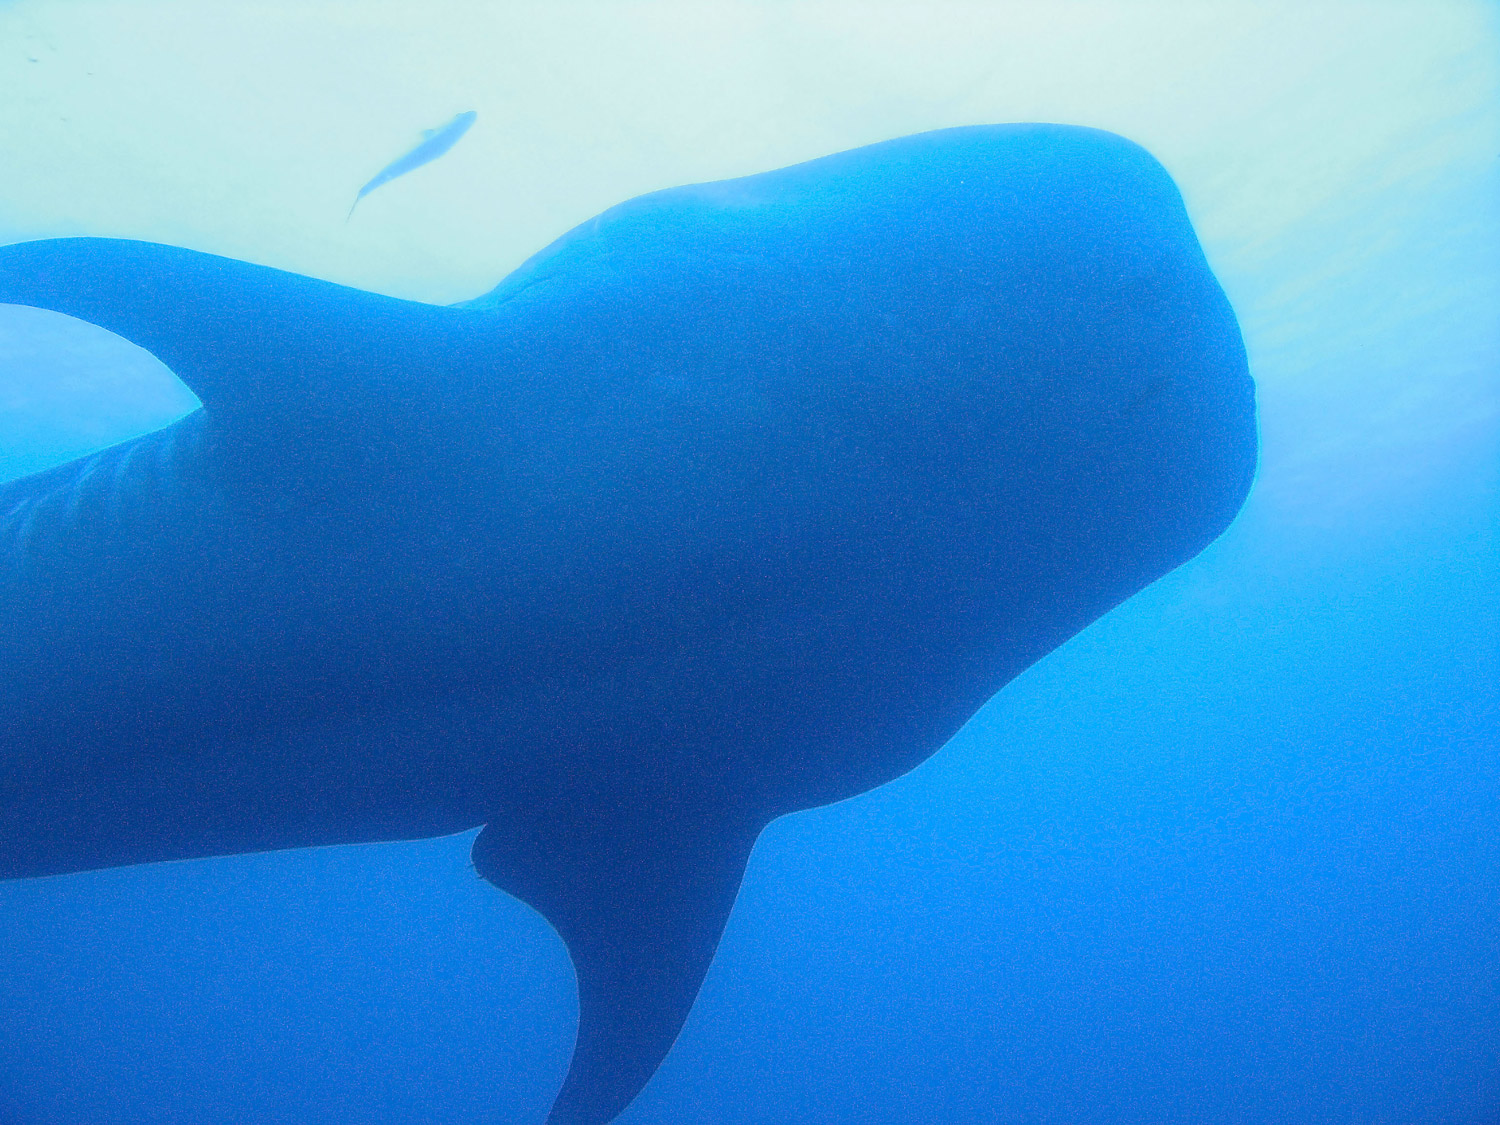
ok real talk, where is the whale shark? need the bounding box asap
[0,124,1256,1125]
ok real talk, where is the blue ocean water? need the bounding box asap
[0,4,1496,1124]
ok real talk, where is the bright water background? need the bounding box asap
[0,3,1496,1122]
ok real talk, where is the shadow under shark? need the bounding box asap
[0,125,1256,1124]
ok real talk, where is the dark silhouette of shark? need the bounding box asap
[0,125,1256,1124]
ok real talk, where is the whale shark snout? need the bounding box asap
[0,123,1255,1125]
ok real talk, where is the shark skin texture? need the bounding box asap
[0,125,1256,1125]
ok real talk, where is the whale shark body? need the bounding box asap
[0,125,1256,1124]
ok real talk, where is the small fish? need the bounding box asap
[347,110,477,219]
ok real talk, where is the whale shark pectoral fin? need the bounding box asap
[472,800,762,1125]
[0,236,472,437]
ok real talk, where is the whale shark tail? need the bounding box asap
[472,794,763,1125]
